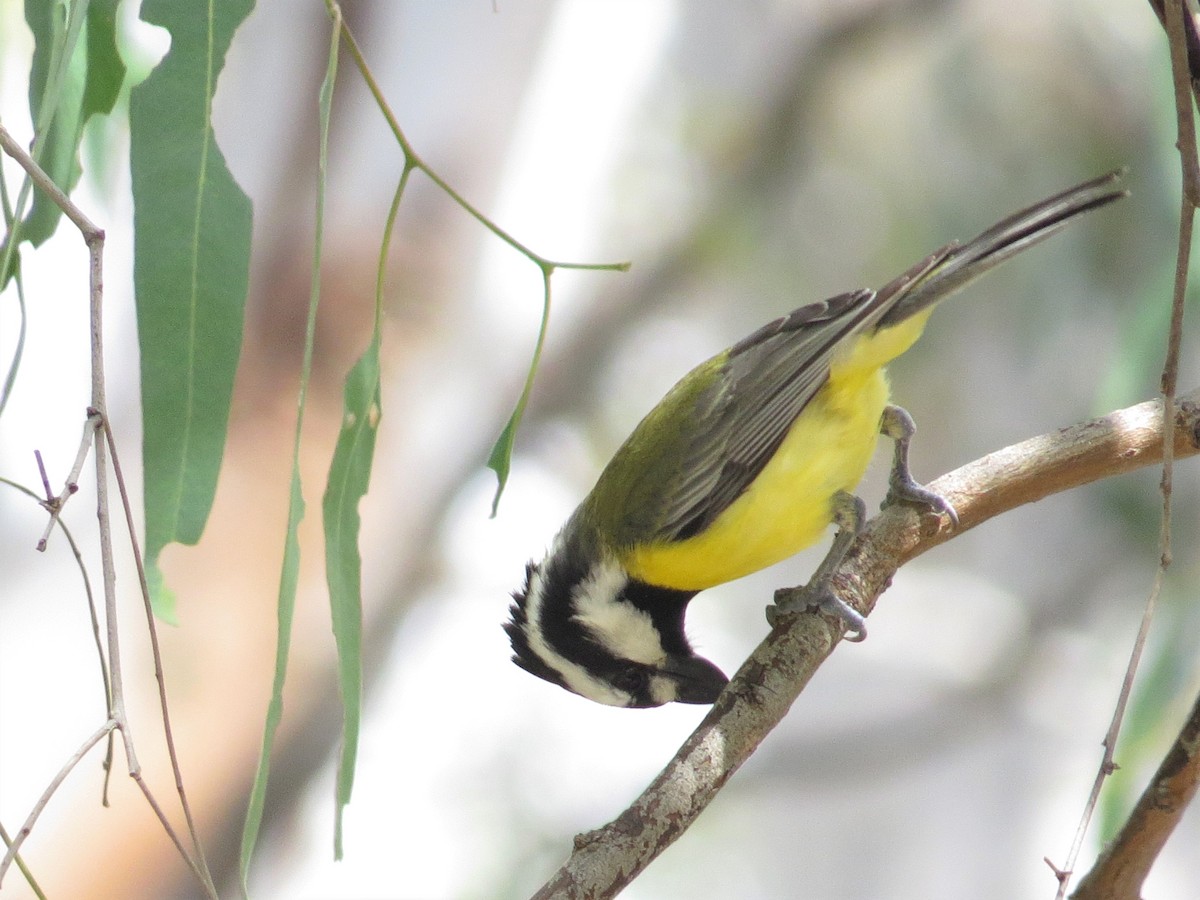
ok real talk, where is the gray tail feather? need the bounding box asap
[878,169,1127,327]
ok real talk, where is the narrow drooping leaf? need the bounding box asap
[487,405,521,510]
[241,14,337,886]
[488,267,553,514]
[239,468,304,893]
[321,149,405,860]
[130,0,255,620]
[323,344,378,859]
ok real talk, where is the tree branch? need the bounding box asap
[0,121,218,898]
[1070,685,1200,900]
[532,388,1200,900]
[1048,4,1198,893]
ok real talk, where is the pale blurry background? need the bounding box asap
[1,1,1198,898]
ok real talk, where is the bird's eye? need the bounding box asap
[612,665,648,695]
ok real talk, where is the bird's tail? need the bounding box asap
[877,169,1127,327]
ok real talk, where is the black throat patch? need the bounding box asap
[505,544,698,692]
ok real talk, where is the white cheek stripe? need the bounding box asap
[523,555,631,707]
[570,561,668,667]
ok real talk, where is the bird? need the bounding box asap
[505,170,1127,708]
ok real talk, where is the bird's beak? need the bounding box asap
[664,655,729,704]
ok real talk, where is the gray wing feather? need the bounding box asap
[650,169,1127,543]
[656,288,887,540]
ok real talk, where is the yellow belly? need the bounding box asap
[622,311,931,590]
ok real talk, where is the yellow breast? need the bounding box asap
[622,310,931,590]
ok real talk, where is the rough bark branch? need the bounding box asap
[532,388,1200,900]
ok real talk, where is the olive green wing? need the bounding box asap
[584,170,1128,551]
[586,280,915,549]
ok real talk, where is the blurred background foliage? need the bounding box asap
[1,1,1197,898]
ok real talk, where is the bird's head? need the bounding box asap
[504,542,728,708]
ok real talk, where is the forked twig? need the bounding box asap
[35,409,101,551]
[0,123,217,897]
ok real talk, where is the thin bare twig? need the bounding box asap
[533,391,1200,900]
[101,418,215,893]
[1071,687,1200,900]
[0,473,114,799]
[0,723,113,880]
[34,449,52,499]
[1051,563,1170,898]
[1049,3,1198,896]
[0,121,217,898]
[0,125,103,239]
[1148,0,1200,105]
[35,410,101,551]
[0,818,47,899]
[83,223,217,897]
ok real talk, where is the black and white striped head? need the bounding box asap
[504,541,728,708]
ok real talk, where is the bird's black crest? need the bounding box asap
[504,561,570,690]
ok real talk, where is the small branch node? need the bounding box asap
[34,409,103,550]
[1044,857,1070,883]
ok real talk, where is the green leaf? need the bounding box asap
[82,0,126,121]
[317,17,374,862]
[322,344,379,860]
[21,0,84,249]
[16,0,126,254]
[239,469,304,892]
[130,0,255,620]
[488,267,552,515]
[242,13,336,885]
[487,406,521,513]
